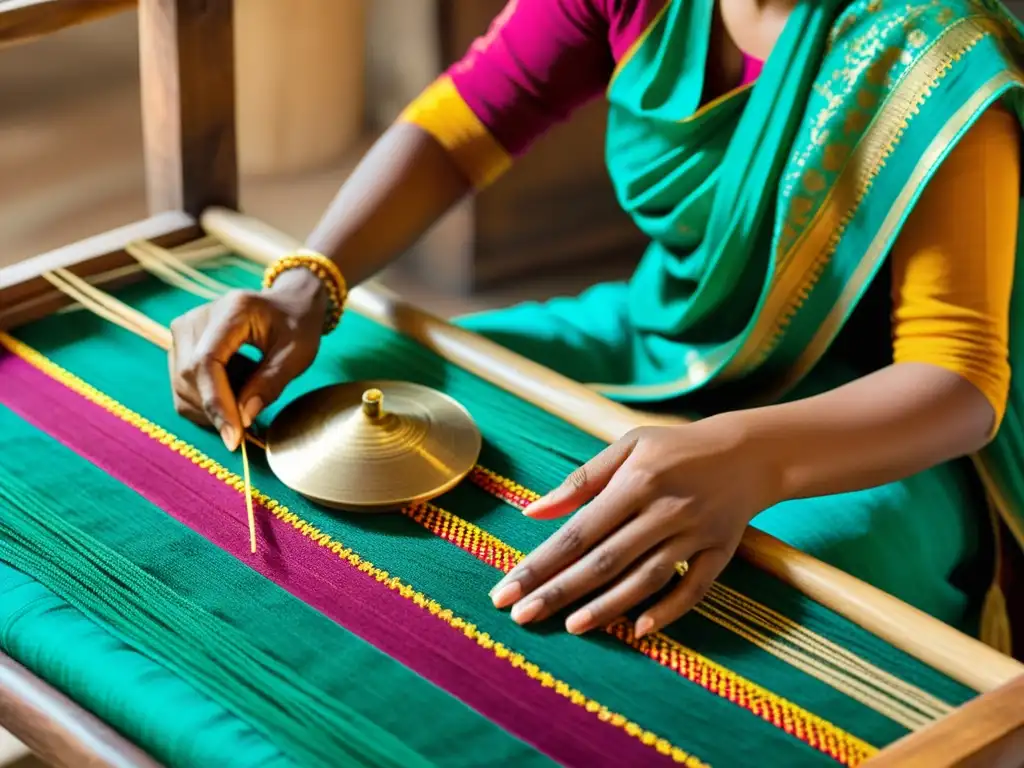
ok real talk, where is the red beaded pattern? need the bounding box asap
[399,465,878,766]
[469,466,541,509]
[405,501,522,574]
[607,621,873,767]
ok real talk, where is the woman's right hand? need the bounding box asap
[168,268,329,450]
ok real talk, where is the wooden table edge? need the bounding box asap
[0,651,159,768]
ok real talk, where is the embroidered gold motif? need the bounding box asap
[774,68,1024,396]
[779,0,939,262]
[725,6,1015,379]
[803,169,828,192]
[822,141,851,171]
[907,28,928,47]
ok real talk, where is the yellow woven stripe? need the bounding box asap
[0,331,703,768]
[474,465,541,504]
[398,75,513,189]
[402,477,878,766]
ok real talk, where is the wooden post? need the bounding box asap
[139,0,238,216]
[0,652,160,768]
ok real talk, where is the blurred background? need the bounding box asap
[0,0,647,319]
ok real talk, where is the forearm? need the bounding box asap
[304,121,472,286]
[301,0,618,286]
[721,363,996,504]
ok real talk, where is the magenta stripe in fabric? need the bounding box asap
[0,346,680,768]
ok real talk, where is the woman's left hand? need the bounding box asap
[489,418,781,638]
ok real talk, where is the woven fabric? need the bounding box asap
[0,262,979,767]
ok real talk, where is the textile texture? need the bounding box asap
[0,260,978,768]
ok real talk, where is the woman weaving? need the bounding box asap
[169,0,1024,649]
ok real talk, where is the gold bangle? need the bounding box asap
[262,249,348,334]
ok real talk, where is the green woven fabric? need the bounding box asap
[0,406,543,768]
[0,262,978,767]
[0,561,292,768]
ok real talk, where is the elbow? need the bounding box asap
[905,362,1006,457]
[965,416,996,454]
[951,377,1002,456]
[974,410,1000,452]
[900,363,1002,458]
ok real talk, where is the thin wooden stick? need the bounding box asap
[123,242,224,300]
[40,269,259,556]
[40,273,168,351]
[49,269,173,349]
[199,205,1024,694]
[239,432,257,555]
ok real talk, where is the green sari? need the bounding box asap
[458,0,1024,649]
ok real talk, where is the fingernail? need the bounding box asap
[566,609,594,635]
[241,396,263,428]
[511,598,543,625]
[490,581,522,609]
[522,491,555,515]
[634,616,655,638]
[220,424,239,451]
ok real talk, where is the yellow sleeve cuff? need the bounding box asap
[398,75,513,190]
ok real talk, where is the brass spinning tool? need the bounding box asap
[265,381,483,512]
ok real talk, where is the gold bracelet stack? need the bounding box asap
[262,249,348,334]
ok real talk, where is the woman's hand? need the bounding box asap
[168,268,328,450]
[489,419,781,638]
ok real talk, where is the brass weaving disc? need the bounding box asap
[265,380,482,512]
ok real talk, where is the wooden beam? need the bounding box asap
[867,674,1024,767]
[0,651,158,768]
[0,0,135,49]
[139,0,237,216]
[0,212,198,330]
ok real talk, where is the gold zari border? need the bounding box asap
[725,16,1000,379]
[588,16,1007,398]
[769,35,1022,390]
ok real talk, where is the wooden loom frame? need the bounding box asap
[0,2,1021,766]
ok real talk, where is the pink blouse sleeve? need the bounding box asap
[399,0,615,188]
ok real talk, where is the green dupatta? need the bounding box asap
[598,0,1024,649]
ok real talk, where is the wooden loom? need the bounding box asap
[0,2,1022,766]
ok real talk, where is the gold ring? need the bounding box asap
[674,560,689,577]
